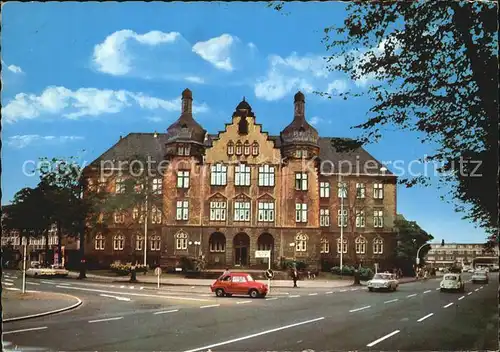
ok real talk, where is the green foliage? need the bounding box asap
[110,262,148,276]
[179,256,196,271]
[282,260,307,271]
[331,266,374,280]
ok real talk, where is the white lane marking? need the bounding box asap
[120,286,125,288]
[27,282,40,285]
[325,291,333,294]
[153,309,179,315]
[11,276,18,279]
[340,289,347,292]
[436,288,440,290]
[281,292,290,295]
[56,285,211,302]
[58,283,71,286]
[475,288,479,292]
[366,330,400,347]
[191,286,195,288]
[183,317,325,352]
[443,302,454,308]
[200,304,220,309]
[129,286,135,289]
[88,317,123,323]
[3,326,48,335]
[479,286,484,289]
[41,280,55,284]
[384,299,398,304]
[266,297,278,301]
[236,300,252,305]
[140,287,144,290]
[289,295,300,298]
[5,278,14,282]
[110,285,115,288]
[406,293,417,298]
[417,313,434,322]
[467,292,472,296]
[100,294,131,301]
[3,282,14,286]
[308,293,318,296]
[458,296,465,300]
[349,305,371,313]
[6,287,21,291]
[423,290,431,294]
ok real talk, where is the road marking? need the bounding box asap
[200,304,220,309]
[417,313,434,322]
[340,289,347,292]
[289,295,300,298]
[27,282,40,285]
[41,280,55,284]
[4,278,14,282]
[120,286,125,288]
[183,317,325,352]
[3,326,48,335]
[308,293,318,296]
[436,288,440,290]
[406,293,417,298]
[325,291,333,294]
[265,297,278,301]
[199,294,212,297]
[474,288,479,291]
[129,286,135,289]
[140,287,144,290]
[443,302,454,308]
[100,294,131,301]
[384,299,398,304]
[88,317,123,323]
[11,276,18,279]
[423,290,431,294]
[3,282,14,286]
[153,309,179,315]
[467,292,472,296]
[366,330,400,347]
[349,305,371,313]
[58,283,71,286]
[479,286,484,289]
[236,300,252,304]
[458,296,465,300]
[56,285,212,302]
[6,287,20,291]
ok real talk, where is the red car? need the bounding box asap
[210,272,268,298]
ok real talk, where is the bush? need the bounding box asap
[331,265,355,276]
[281,260,307,271]
[110,262,148,276]
[359,267,374,280]
[179,256,195,271]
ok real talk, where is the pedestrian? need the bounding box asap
[291,268,298,288]
[222,268,230,277]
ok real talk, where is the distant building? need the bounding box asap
[425,242,498,267]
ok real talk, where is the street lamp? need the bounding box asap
[289,242,296,263]
[189,240,201,258]
[338,173,346,273]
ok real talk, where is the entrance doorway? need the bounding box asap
[233,233,250,266]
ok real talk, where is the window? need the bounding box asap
[338,182,347,198]
[244,141,251,155]
[258,202,275,222]
[320,182,330,198]
[210,164,227,186]
[134,182,143,193]
[337,238,348,254]
[177,171,190,188]
[355,236,366,254]
[150,235,161,251]
[338,209,347,227]
[115,177,125,193]
[356,183,366,198]
[114,212,125,224]
[151,205,162,224]
[258,165,275,187]
[177,145,190,156]
[295,203,308,223]
[295,173,308,190]
[252,142,259,156]
[235,164,251,186]
[210,234,225,252]
[227,141,234,155]
[320,209,330,227]
[176,232,188,250]
[373,210,384,228]
[97,177,106,193]
[356,209,366,228]
[113,234,124,251]
[133,207,139,221]
[135,235,144,251]
[95,233,105,250]
[210,201,227,221]
[373,183,384,199]
[176,200,189,220]
[258,241,272,251]
[295,233,307,252]
[87,179,96,192]
[235,141,243,155]
[152,178,163,194]
[321,238,330,253]
[374,238,384,254]
[234,201,251,221]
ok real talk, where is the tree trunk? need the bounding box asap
[78,222,86,279]
[57,221,63,265]
[44,230,50,266]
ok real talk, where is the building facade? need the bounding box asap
[425,242,499,268]
[83,89,398,270]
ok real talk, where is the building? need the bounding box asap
[82,89,398,270]
[425,242,499,268]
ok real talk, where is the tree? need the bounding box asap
[393,214,434,276]
[269,1,498,238]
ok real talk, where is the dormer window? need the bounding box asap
[235,141,243,155]
[177,145,191,156]
[252,142,259,156]
[244,141,251,156]
[227,141,234,156]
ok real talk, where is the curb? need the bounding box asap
[3,292,83,323]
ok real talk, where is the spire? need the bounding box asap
[294,91,305,119]
[182,88,193,114]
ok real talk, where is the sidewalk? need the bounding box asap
[2,290,82,322]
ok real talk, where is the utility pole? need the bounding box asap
[22,236,27,294]
[339,173,344,273]
[143,189,148,267]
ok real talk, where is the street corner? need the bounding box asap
[2,289,82,322]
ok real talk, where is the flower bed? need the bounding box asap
[110,262,148,276]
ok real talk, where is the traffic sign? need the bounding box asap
[265,269,274,279]
[255,250,271,259]
[155,267,162,276]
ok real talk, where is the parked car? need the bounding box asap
[471,270,489,284]
[26,263,69,278]
[367,273,399,292]
[210,272,268,298]
[440,273,465,292]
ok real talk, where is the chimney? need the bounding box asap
[181,88,193,115]
[294,91,305,119]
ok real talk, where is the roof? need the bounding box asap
[87,132,394,176]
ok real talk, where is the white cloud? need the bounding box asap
[2,86,209,123]
[185,76,205,84]
[326,79,348,95]
[255,69,314,101]
[270,52,329,78]
[8,64,24,74]
[192,34,235,71]
[146,116,163,122]
[308,116,331,126]
[93,30,181,75]
[6,135,84,149]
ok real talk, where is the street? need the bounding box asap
[2,271,498,351]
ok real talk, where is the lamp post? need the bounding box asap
[416,243,430,266]
[289,242,296,263]
[338,173,345,273]
[189,240,201,258]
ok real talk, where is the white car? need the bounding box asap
[26,265,69,278]
[367,273,399,292]
[471,270,489,284]
[440,273,465,292]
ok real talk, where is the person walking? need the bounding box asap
[291,267,298,288]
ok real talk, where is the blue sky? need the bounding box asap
[1,2,486,243]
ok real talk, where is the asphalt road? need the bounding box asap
[2,271,498,351]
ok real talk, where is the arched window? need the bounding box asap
[355,236,366,254]
[95,233,105,250]
[150,234,161,251]
[373,237,384,254]
[320,238,330,254]
[252,141,259,156]
[209,232,226,252]
[235,141,243,155]
[244,141,251,156]
[227,141,235,155]
[151,205,162,224]
[295,233,308,252]
[113,233,124,251]
[176,232,188,250]
[337,238,347,254]
[135,234,144,251]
